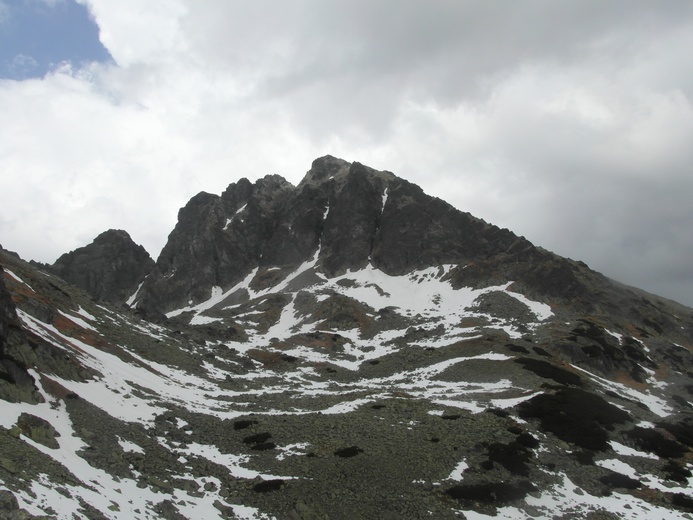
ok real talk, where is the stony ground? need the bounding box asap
[1,249,692,519]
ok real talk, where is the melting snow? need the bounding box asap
[276,443,310,461]
[460,472,693,520]
[7,258,690,519]
[175,442,295,481]
[447,459,469,481]
[223,203,247,230]
[2,268,33,290]
[609,441,658,459]
[118,437,145,454]
[571,364,673,417]
[57,309,98,332]
[191,315,222,325]
[74,305,98,322]
[126,280,145,307]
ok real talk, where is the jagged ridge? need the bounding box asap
[133,156,557,315]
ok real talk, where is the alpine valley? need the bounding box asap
[1,156,692,519]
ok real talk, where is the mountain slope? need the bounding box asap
[0,157,692,519]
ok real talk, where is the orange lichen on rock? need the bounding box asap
[51,314,111,351]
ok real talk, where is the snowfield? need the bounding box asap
[1,261,692,520]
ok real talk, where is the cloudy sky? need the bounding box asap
[1,1,692,307]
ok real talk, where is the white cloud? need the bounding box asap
[2,1,693,306]
[0,2,8,23]
[9,53,39,74]
[77,0,188,67]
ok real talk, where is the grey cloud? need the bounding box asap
[181,1,693,142]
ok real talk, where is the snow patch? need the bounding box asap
[126,279,145,307]
[571,364,673,417]
[2,268,33,291]
[118,437,145,454]
[224,203,247,230]
[609,441,658,459]
[57,309,98,332]
[447,459,469,481]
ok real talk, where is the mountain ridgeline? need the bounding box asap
[3,156,691,519]
[141,155,586,312]
[54,155,688,342]
[139,155,536,314]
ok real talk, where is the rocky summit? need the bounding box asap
[50,229,155,306]
[0,156,692,520]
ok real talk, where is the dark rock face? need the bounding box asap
[51,229,154,305]
[137,175,297,312]
[135,156,550,314]
[0,269,16,359]
[0,268,40,404]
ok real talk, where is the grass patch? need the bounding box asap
[572,450,595,465]
[487,408,510,418]
[506,344,530,354]
[243,432,272,445]
[657,417,693,447]
[516,432,539,449]
[672,493,693,511]
[532,346,551,358]
[250,442,276,451]
[664,461,692,483]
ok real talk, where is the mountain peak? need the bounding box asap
[51,228,154,304]
[136,157,531,312]
[299,155,396,190]
[92,228,134,244]
[297,154,351,187]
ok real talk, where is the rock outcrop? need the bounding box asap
[0,268,40,404]
[51,229,154,305]
[135,156,563,314]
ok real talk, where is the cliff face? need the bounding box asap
[0,268,41,404]
[51,229,154,305]
[135,156,550,314]
[47,156,589,317]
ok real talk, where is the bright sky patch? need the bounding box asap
[0,0,112,79]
